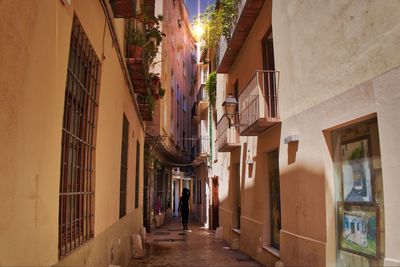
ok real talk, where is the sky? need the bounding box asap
[184,0,216,21]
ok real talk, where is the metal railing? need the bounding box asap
[238,70,280,133]
[195,135,209,156]
[216,115,240,151]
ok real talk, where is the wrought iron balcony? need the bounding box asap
[239,70,280,136]
[191,135,209,160]
[217,115,240,152]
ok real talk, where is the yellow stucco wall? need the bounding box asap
[0,0,145,266]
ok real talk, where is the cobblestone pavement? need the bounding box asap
[128,218,263,267]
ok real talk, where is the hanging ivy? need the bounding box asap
[206,71,217,107]
[220,0,241,42]
[193,0,240,49]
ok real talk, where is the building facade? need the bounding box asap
[0,0,155,266]
[214,0,400,266]
[191,54,211,227]
[143,0,197,231]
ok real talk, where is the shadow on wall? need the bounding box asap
[280,165,327,267]
[218,151,328,266]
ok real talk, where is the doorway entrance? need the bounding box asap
[172,179,180,217]
[211,176,219,230]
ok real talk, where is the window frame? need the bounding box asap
[58,15,101,258]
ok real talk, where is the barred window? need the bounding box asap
[135,141,140,208]
[59,15,101,258]
[119,115,129,218]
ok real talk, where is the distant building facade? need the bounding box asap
[143,0,197,231]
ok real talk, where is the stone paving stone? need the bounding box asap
[128,219,263,267]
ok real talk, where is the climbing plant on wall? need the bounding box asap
[206,71,216,107]
[219,0,241,42]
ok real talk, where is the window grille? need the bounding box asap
[135,141,140,208]
[120,115,129,218]
[59,15,101,258]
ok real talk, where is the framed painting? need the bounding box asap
[338,203,379,259]
[341,137,373,203]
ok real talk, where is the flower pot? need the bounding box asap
[151,76,161,88]
[128,45,143,59]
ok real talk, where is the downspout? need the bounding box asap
[99,0,145,131]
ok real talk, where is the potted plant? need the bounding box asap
[127,28,146,59]
[147,72,161,87]
[155,87,166,99]
[145,25,165,47]
[146,14,164,29]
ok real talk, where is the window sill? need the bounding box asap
[262,245,280,258]
[232,228,241,234]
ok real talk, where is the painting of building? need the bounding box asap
[340,207,378,258]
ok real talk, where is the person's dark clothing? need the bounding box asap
[179,188,190,231]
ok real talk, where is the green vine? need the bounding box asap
[193,0,241,48]
[220,0,241,42]
[206,71,216,107]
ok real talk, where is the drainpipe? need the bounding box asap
[99,0,145,131]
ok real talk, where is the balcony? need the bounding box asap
[109,0,137,18]
[217,0,266,73]
[217,115,240,152]
[192,135,209,160]
[197,84,209,118]
[239,70,280,136]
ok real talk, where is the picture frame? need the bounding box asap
[340,137,373,203]
[338,203,379,259]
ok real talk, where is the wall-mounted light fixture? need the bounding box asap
[222,93,237,120]
[223,93,247,128]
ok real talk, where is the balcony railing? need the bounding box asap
[239,70,280,136]
[217,115,240,152]
[193,135,209,159]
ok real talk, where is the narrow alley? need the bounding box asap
[128,219,262,267]
[1,0,400,266]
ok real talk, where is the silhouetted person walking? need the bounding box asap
[178,188,190,231]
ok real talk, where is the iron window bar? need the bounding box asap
[58,15,101,259]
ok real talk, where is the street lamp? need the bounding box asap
[222,93,237,123]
